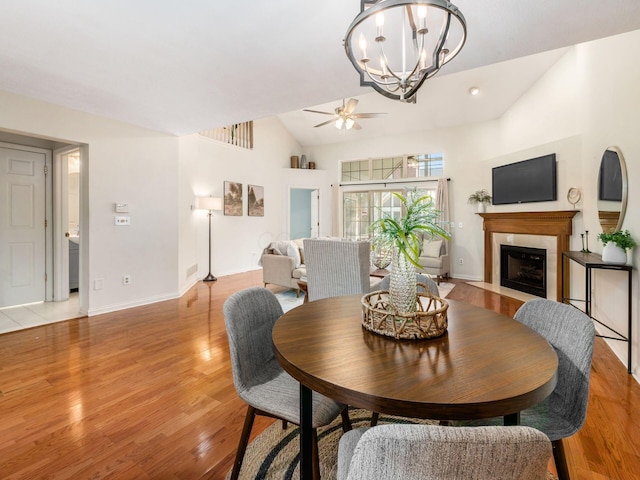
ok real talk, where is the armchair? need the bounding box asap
[418,238,449,284]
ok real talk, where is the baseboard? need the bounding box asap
[87,292,180,316]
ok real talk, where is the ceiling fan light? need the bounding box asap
[335,118,345,129]
[345,118,355,130]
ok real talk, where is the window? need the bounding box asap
[407,153,443,178]
[341,160,370,182]
[341,153,443,182]
[341,153,443,240]
[343,188,436,241]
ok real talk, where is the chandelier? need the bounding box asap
[344,0,467,103]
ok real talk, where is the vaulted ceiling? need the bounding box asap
[2,1,640,145]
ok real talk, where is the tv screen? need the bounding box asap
[492,154,557,205]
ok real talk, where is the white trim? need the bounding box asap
[86,292,180,317]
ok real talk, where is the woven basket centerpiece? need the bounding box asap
[361,289,449,340]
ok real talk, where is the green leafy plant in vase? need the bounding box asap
[370,188,450,314]
[597,229,636,265]
[468,189,492,213]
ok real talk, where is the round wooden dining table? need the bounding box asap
[272,294,558,480]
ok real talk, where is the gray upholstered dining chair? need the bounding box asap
[378,272,440,297]
[223,287,351,480]
[303,239,373,302]
[337,424,552,480]
[453,298,595,480]
[511,298,595,480]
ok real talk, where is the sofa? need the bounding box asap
[261,239,307,296]
[417,237,449,284]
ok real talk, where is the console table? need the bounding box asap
[561,251,632,373]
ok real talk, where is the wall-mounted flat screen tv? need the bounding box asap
[492,154,557,205]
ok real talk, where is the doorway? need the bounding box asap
[53,146,81,302]
[289,188,319,239]
[0,144,50,307]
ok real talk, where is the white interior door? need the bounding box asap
[310,189,319,237]
[0,147,47,307]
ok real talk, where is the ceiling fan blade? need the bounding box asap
[313,119,337,128]
[303,109,335,115]
[344,98,359,115]
[351,113,388,119]
[352,121,363,130]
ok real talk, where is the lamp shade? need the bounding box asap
[196,196,223,211]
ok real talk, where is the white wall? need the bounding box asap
[177,117,331,295]
[574,29,640,374]
[0,90,180,315]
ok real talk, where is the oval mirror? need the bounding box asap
[597,146,628,233]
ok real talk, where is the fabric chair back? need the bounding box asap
[514,298,595,436]
[223,287,284,398]
[339,424,551,480]
[304,239,371,302]
[378,273,440,297]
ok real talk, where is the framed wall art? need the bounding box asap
[224,181,243,216]
[248,185,264,217]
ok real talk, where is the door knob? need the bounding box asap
[65,232,70,237]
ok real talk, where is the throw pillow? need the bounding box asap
[287,241,302,268]
[292,238,305,265]
[423,239,443,258]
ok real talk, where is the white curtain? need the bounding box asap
[436,178,450,254]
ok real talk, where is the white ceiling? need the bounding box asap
[2,1,640,144]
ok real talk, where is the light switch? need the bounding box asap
[115,203,129,213]
[115,215,131,225]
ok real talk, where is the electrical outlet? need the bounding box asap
[458,258,464,265]
[123,275,131,285]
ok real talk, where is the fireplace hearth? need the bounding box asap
[500,245,547,298]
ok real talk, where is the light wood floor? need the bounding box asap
[0,271,638,479]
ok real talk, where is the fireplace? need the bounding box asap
[500,245,547,298]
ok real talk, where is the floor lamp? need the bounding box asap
[196,196,223,282]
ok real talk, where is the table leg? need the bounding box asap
[504,412,520,426]
[300,384,313,480]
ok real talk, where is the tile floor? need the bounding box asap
[0,293,81,334]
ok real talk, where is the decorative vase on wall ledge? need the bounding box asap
[601,243,627,265]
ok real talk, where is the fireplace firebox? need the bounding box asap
[500,245,547,298]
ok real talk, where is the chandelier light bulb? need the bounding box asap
[375,12,385,41]
[358,33,368,61]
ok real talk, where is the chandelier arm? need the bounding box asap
[405,4,417,31]
[378,49,405,84]
[363,64,403,92]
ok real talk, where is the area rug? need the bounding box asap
[274,290,304,313]
[225,409,558,479]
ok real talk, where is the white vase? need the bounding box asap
[602,243,627,265]
[477,203,486,213]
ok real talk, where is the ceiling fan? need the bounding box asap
[303,98,386,130]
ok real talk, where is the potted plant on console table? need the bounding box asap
[597,229,636,265]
